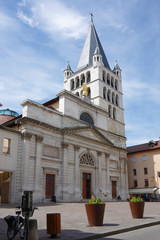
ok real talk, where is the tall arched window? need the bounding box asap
[87,87,91,98]
[108,105,111,118]
[71,79,74,90]
[80,112,94,125]
[113,107,116,120]
[103,87,106,99]
[86,72,91,83]
[115,80,118,90]
[76,76,80,88]
[112,92,115,104]
[81,74,85,86]
[107,90,111,102]
[107,74,110,85]
[115,95,119,106]
[111,77,114,88]
[103,71,106,82]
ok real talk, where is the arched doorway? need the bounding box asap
[80,152,95,199]
[82,173,91,199]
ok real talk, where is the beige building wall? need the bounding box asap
[127,143,160,196]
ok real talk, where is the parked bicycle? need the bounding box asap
[4,191,37,240]
[4,206,38,240]
[4,206,24,240]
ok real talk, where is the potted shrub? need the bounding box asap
[129,196,145,218]
[85,195,105,226]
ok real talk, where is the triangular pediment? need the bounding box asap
[63,126,114,146]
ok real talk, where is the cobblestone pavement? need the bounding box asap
[1,202,160,240]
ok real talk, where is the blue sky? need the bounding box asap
[0,0,160,146]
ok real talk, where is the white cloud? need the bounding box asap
[17,0,88,39]
[17,9,38,27]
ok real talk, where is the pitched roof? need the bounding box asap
[127,140,160,153]
[76,20,110,71]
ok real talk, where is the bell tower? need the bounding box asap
[63,18,124,124]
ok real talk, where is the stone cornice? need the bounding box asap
[19,117,127,151]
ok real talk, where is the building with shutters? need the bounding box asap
[0,18,128,203]
[127,140,160,200]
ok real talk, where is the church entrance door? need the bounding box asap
[112,181,117,199]
[45,174,55,199]
[82,173,91,199]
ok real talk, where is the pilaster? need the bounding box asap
[61,142,69,200]
[74,145,80,200]
[105,153,110,197]
[34,135,43,190]
[21,131,32,191]
[97,151,102,193]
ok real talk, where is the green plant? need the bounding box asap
[87,195,104,204]
[129,196,143,202]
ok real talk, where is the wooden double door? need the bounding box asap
[45,174,55,199]
[82,173,91,199]
[112,181,117,199]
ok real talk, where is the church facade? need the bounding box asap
[1,19,128,203]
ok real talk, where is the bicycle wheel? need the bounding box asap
[7,226,15,240]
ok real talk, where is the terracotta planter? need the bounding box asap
[129,202,145,218]
[85,204,105,226]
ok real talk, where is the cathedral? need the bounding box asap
[0,18,128,203]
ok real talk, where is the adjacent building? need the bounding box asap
[0,19,128,203]
[127,140,160,199]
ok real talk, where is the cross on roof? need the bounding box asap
[90,11,93,22]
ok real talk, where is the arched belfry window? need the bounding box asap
[80,112,94,125]
[80,153,95,166]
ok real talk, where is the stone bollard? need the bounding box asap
[28,219,38,240]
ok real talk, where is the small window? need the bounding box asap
[144,168,148,175]
[145,179,149,187]
[131,157,136,163]
[3,138,11,154]
[134,180,137,187]
[80,112,94,125]
[133,169,137,176]
[143,155,147,161]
